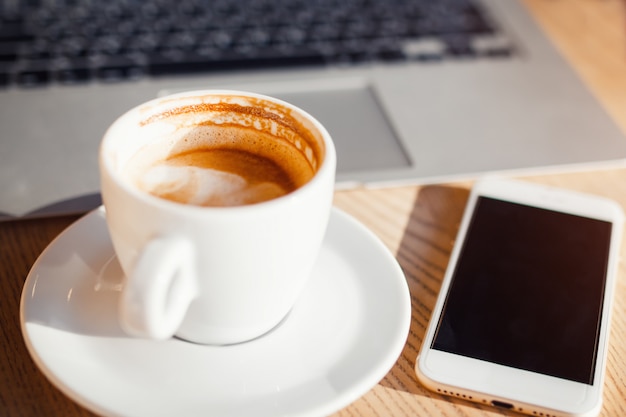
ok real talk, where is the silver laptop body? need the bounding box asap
[1,0,625,219]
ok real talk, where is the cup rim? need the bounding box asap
[99,89,336,214]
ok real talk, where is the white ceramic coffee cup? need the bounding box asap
[99,90,336,345]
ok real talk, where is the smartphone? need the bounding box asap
[416,178,624,417]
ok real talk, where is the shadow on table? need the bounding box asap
[379,184,471,396]
[0,193,102,222]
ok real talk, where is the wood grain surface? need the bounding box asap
[2,0,626,416]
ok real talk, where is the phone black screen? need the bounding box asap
[432,196,612,384]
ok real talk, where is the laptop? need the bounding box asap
[1,0,625,220]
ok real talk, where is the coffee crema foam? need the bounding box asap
[124,122,318,207]
[136,148,293,206]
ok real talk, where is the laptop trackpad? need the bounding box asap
[272,85,410,174]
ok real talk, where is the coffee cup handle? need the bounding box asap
[119,237,198,340]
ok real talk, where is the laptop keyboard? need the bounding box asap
[0,0,514,88]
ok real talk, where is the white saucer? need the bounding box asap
[20,207,410,417]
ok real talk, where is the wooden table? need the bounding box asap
[2,0,626,416]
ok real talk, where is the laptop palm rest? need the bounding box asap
[13,84,411,220]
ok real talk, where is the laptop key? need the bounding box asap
[0,42,18,62]
[148,46,325,76]
[0,64,9,86]
[16,63,50,86]
[56,65,91,84]
[96,56,145,82]
[0,21,33,42]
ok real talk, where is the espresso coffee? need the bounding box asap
[122,100,322,207]
[134,147,295,206]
